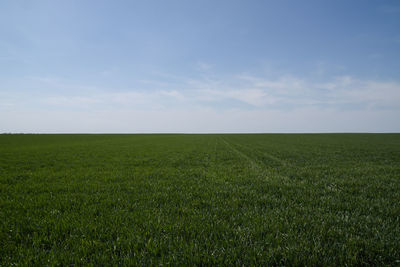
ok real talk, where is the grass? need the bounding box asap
[1,134,399,265]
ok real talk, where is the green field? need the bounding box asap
[1,134,399,265]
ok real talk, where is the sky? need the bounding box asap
[1,0,400,133]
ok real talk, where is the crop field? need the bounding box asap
[1,134,399,265]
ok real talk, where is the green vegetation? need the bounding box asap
[1,134,399,265]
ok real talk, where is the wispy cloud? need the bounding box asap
[196,61,213,71]
[183,74,400,110]
[5,73,400,111]
[2,72,400,132]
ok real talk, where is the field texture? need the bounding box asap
[1,134,399,265]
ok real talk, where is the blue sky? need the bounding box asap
[1,0,400,132]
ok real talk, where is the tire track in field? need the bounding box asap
[219,137,266,176]
[220,137,292,182]
[233,140,290,167]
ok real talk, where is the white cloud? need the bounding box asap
[40,91,185,110]
[1,73,400,132]
[184,74,400,110]
[6,74,400,111]
[196,61,213,71]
